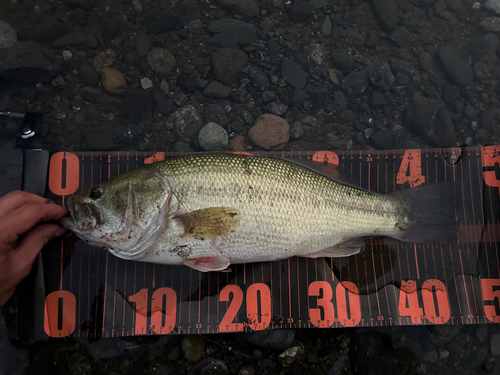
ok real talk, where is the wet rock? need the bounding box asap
[52,32,86,48]
[113,124,141,144]
[369,63,395,91]
[428,324,462,344]
[145,14,178,34]
[239,328,295,351]
[268,39,281,65]
[443,83,460,104]
[80,65,99,86]
[177,74,197,93]
[389,58,416,77]
[491,333,500,356]
[153,92,175,115]
[481,109,496,130]
[173,141,194,152]
[289,1,313,22]
[82,127,115,150]
[282,58,308,89]
[248,66,270,91]
[67,352,92,375]
[238,366,256,375]
[370,91,388,107]
[119,91,154,124]
[370,129,394,149]
[147,48,176,77]
[480,17,500,32]
[331,49,354,72]
[205,104,229,127]
[215,0,259,18]
[228,134,248,151]
[476,324,488,342]
[188,358,229,375]
[198,122,228,151]
[289,89,307,106]
[321,16,332,36]
[408,102,455,147]
[372,0,398,30]
[171,106,204,142]
[181,335,205,362]
[203,81,231,98]
[66,0,95,11]
[422,350,438,364]
[404,140,421,149]
[340,70,369,96]
[0,42,56,83]
[438,47,473,87]
[208,19,257,48]
[389,27,418,47]
[483,357,496,372]
[101,67,127,95]
[365,30,379,48]
[469,33,498,58]
[289,121,304,139]
[485,0,500,14]
[350,331,393,374]
[278,343,305,367]
[0,21,17,49]
[178,5,201,26]
[418,52,433,72]
[188,20,203,34]
[212,48,248,85]
[93,49,116,71]
[135,34,151,57]
[267,101,287,115]
[140,77,153,90]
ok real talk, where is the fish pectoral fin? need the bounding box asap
[302,239,366,258]
[183,256,230,272]
[174,207,239,240]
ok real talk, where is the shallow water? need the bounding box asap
[1,0,500,374]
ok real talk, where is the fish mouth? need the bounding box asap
[60,197,101,233]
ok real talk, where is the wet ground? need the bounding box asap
[1,0,500,373]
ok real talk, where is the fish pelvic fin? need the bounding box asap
[389,182,458,244]
[302,240,366,258]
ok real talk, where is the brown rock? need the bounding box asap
[181,334,205,362]
[101,67,127,94]
[248,114,289,150]
[228,134,248,151]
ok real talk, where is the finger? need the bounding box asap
[0,203,68,246]
[0,190,54,217]
[11,223,65,278]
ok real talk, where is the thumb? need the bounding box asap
[13,224,66,278]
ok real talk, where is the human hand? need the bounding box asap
[0,191,68,307]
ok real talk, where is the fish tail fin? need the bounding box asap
[389,182,458,244]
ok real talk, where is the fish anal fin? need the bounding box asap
[183,256,230,272]
[174,207,239,240]
[302,239,366,258]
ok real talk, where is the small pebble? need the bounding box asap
[181,335,205,362]
[63,50,72,61]
[278,343,305,367]
[140,77,153,90]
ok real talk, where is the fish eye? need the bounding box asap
[89,186,103,199]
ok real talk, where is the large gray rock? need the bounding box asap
[404,101,456,147]
[169,106,204,142]
[469,33,498,58]
[215,0,260,18]
[208,19,257,48]
[212,48,248,85]
[281,58,307,89]
[198,122,228,151]
[372,0,398,30]
[0,42,57,83]
[438,47,473,87]
[0,21,17,49]
[203,81,231,98]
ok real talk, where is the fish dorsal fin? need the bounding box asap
[302,239,366,258]
[174,207,239,240]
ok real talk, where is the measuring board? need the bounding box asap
[15,146,500,339]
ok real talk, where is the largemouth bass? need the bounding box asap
[61,153,457,272]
